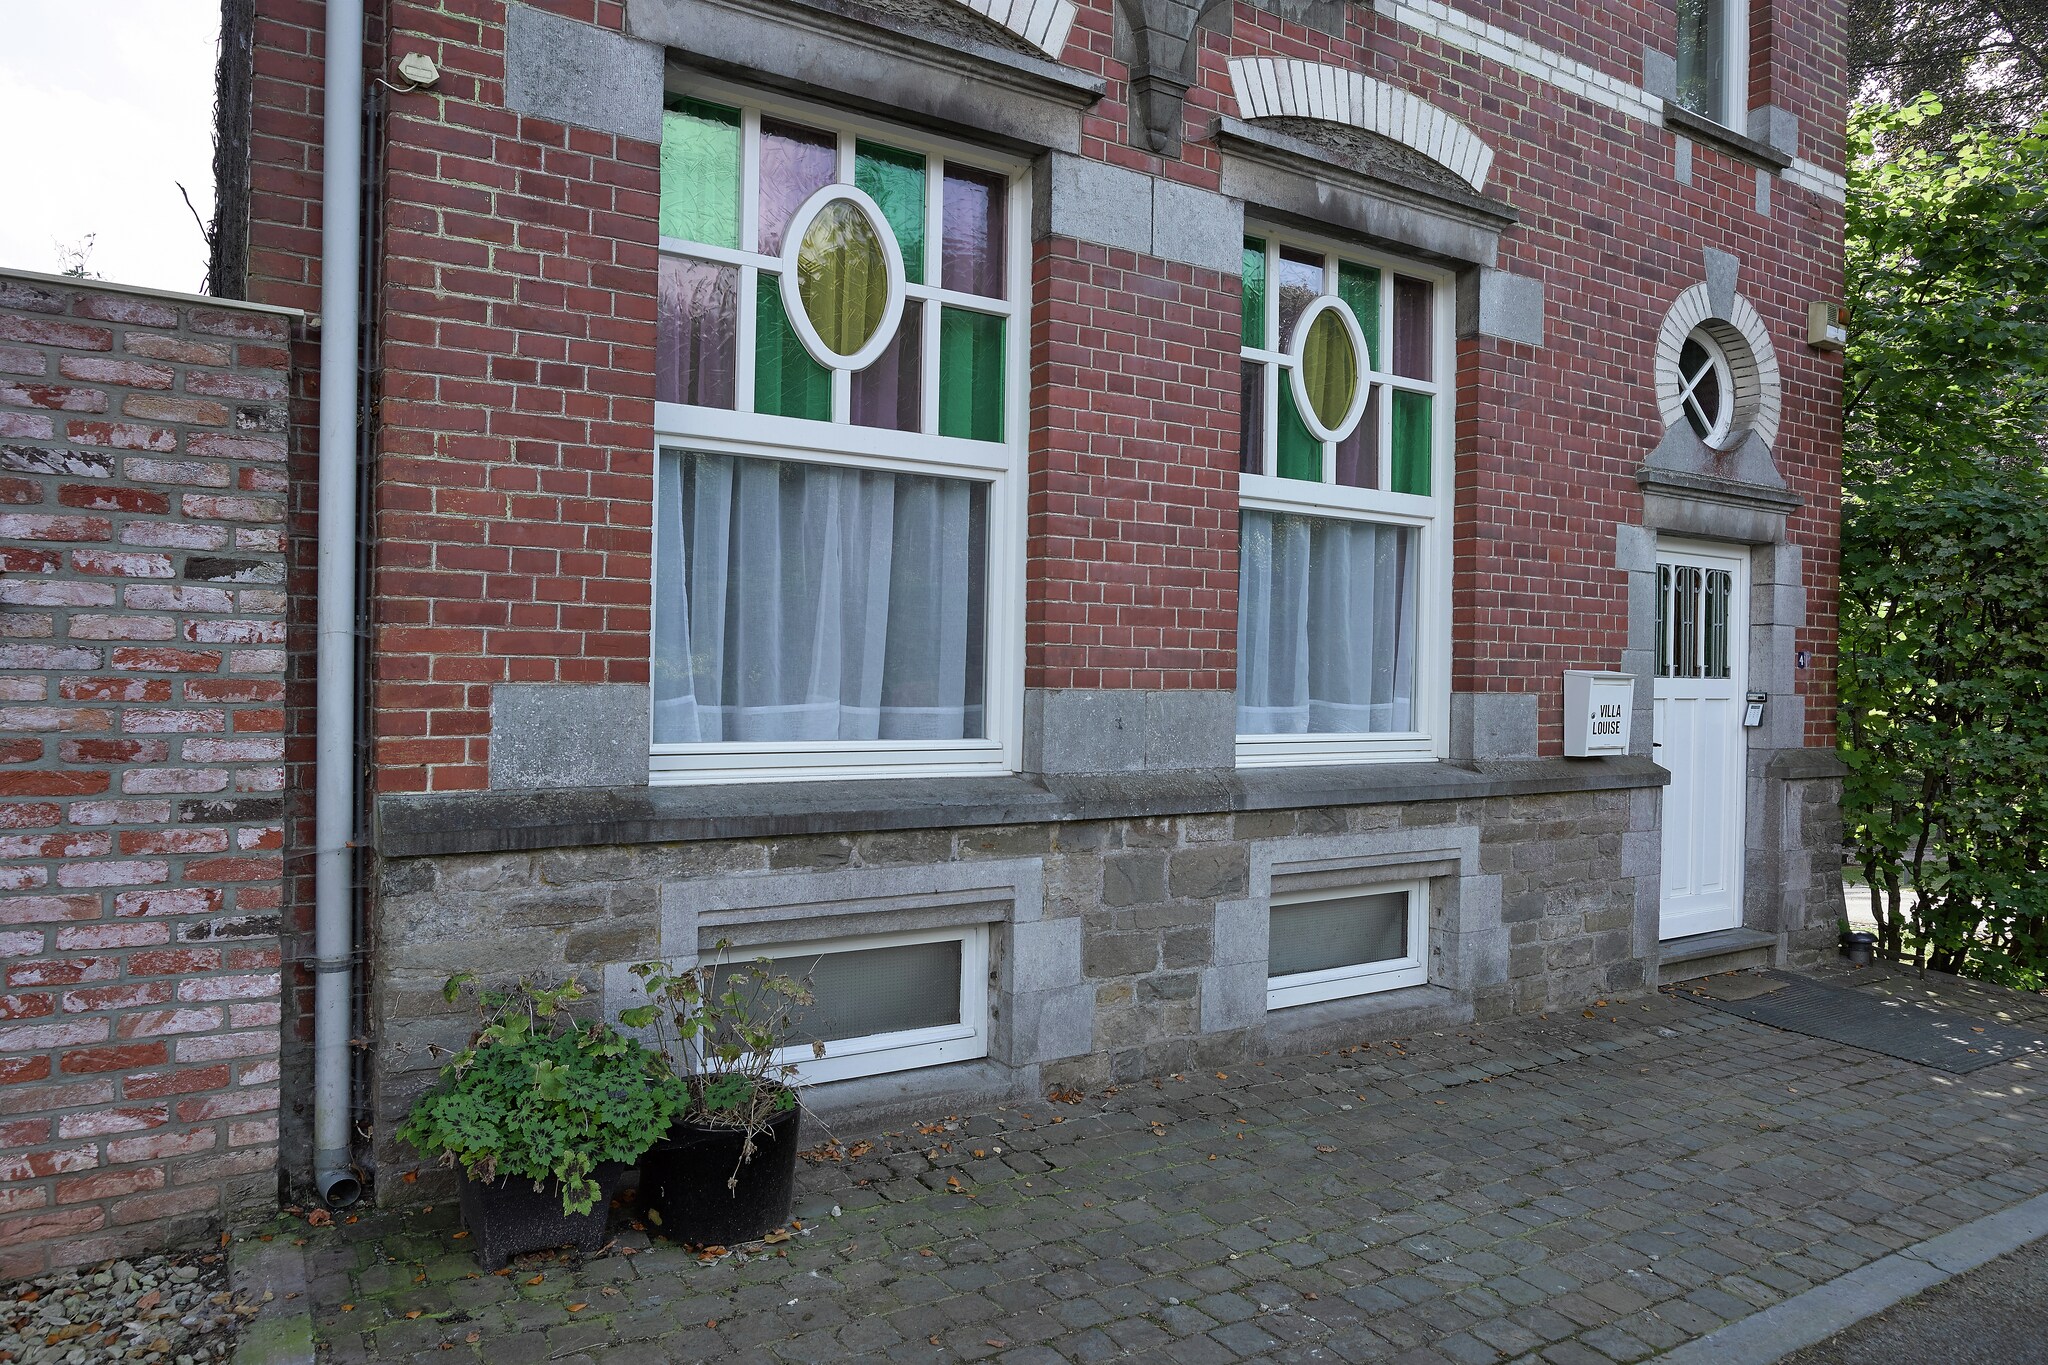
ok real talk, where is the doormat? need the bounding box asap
[1670,970,2048,1073]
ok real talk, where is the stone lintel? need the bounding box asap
[1215,116,1513,269]
[630,0,1103,154]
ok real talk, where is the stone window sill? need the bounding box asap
[373,757,1670,857]
[1662,105,1794,172]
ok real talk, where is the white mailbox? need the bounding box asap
[1563,670,1634,757]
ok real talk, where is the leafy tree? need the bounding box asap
[1838,97,2048,981]
[1849,0,2048,140]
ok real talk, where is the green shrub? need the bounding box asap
[397,976,689,1215]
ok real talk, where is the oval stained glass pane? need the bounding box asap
[1300,307,1359,434]
[796,199,892,360]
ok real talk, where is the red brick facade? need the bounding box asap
[241,0,1843,790]
[0,273,293,1276]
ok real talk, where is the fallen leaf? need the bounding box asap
[945,1176,963,1192]
[465,1331,482,1343]
[305,1209,332,1227]
[451,1231,468,1240]
[762,1228,791,1245]
[1215,1072,1228,1080]
[929,1336,942,1346]
[341,1304,355,1313]
[1315,1145,1337,1154]
[568,1303,587,1313]
[404,1310,423,1320]
[526,1275,545,1285]
[972,1149,985,1159]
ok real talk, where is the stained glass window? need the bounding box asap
[653,88,1024,783]
[1236,232,1450,761]
[655,93,1013,442]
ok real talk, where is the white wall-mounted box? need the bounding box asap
[1564,670,1634,757]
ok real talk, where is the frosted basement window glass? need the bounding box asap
[1269,890,1409,977]
[721,939,964,1044]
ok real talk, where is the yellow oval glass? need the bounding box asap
[796,199,890,359]
[1299,307,1360,434]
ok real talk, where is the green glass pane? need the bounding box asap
[797,200,891,358]
[939,307,1004,442]
[1392,389,1432,495]
[855,141,926,284]
[1300,310,1359,433]
[755,274,830,421]
[660,98,740,249]
[1241,237,1266,348]
[1277,380,1321,481]
[1338,261,1380,369]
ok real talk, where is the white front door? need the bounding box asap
[1654,542,1748,940]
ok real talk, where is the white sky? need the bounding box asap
[0,3,221,293]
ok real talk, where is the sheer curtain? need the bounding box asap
[653,450,985,745]
[1237,510,1416,735]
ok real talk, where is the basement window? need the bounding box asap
[715,925,990,1084]
[1267,881,1428,1009]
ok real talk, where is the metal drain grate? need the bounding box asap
[1672,971,2048,1073]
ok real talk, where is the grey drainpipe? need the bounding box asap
[313,0,365,1208]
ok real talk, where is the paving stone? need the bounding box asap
[293,992,2048,1365]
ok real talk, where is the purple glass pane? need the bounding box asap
[1392,275,1433,380]
[1239,360,1265,474]
[1275,248,1324,351]
[851,303,923,432]
[656,255,738,409]
[1334,386,1380,488]
[758,117,837,257]
[942,165,1008,298]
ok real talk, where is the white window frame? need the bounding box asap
[1679,0,1751,129]
[1677,327,1734,445]
[741,923,991,1086]
[1236,226,1455,768]
[1266,879,1429,1010]
[649,78,1029,784]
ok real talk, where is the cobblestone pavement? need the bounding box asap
[292,980,2048,1364]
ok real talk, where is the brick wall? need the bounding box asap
[1028,241,1240,690]
[0,271,295,1278]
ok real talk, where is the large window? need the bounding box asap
[1674,0,1748,128]
[651,85,1025,782]
[1236,230,1451,765]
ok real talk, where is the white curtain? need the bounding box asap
[1237,510,1416,735]
[653,451,984,743]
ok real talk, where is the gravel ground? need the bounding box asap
[0,1254,242,1365]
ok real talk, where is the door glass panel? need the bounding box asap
[1655,564,1671,677]
[855,140,926,284]
[941,165,1008,298]
[660,98,741,248]
[657,256,738,408]
[1390,390,1431,496]
[1705,569,1731,678]
[1240,360,1265,475]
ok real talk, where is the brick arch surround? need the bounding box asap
[1654,282,1784,452]
[1225,56,1496,191]
[948,0,1079,56]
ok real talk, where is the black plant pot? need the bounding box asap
[639,1101,801,1248]
[456,1161,630,1271]
[1841,931,1878,968]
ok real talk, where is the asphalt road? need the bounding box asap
[1779,1236,2048,1364]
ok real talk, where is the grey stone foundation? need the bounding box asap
[365,779,1660,1202]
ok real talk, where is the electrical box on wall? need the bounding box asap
[1564,670,1634,757]
[1807,300,1848,351]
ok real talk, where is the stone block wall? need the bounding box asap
[365,782,1654,1200]
[0,270,295,1276]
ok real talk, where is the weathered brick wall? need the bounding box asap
[0,271,295,1277]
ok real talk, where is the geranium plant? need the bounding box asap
[397,975,689,1215]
